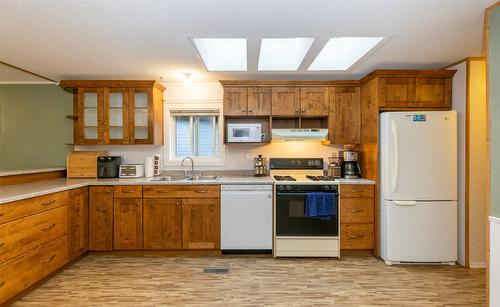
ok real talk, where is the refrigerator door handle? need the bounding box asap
[393,200,417,206]
[391,120,399,193]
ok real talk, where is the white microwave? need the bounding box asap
[227,123,263,142]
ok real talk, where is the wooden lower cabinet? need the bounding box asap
[113,198,143,250]
[89,186,114,251]
[143,199,182,249]
[182,198,220,249]
[68,188,89,260]
[340,185,375,250]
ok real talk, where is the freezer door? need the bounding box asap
[382,200,457,263]
[380,111,457,200]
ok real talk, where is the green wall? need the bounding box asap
[490,6,500,218]
[0,84,73,171]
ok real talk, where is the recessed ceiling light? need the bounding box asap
[258,38,314,71]
[192,38,247,71]
[308,37,384,71]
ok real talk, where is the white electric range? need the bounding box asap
[270,158,340,258]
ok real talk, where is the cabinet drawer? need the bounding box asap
[340,198,374,224]
[340,224,374,249]
[114,185,143,198]
[143,185,220,198]
[37,235,69,277]
[0,235,68,305]
[0,191,68,225]
[0,205,68,264]
[340,185,374,198]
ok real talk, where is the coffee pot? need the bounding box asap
[327,152,343,178]
[254,155,267,176]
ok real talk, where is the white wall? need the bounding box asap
[451,62,467,266]
[490,217,500,306]
[76,82,342,171]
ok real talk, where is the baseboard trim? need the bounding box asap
[469,262,487,269]
[489,216,500,224]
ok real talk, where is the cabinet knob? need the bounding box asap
[242,110,246,113]
[136,202,141,206]
[0,281,5,288]
[248,109,253,113]
[301,108,305,112]
[295,108,299,113]
[0,241,4,248]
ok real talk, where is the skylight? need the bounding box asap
[258,38,314,71]
[193,38,247,71]
[308,37,384,71]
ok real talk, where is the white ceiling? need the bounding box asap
[0,0,494,82]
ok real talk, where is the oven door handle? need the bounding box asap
[276,192,339,196]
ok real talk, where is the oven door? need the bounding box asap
[275,192,339,237]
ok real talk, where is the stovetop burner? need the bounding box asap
[273,175,296,181]
[306,175,338,181]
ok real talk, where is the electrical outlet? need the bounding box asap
[244,152,252,161]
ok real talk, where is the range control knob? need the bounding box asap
[323,185,330,191]
[314,160,321,167]
[285,185,292,191]
[296,160,302,166]
[331,185,337,191]
[278,185,285,191]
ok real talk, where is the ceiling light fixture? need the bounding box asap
[192,38,247,71]
[183,72,192,84]
[308,37,384,71]
[258,38,314,71]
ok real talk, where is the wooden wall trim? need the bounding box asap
[360,69,457,83]
[0,170,66,186]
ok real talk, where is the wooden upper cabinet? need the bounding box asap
[182,198,220,250]
[378,76,452,109]
[89,186,114,251]
[415,77,452,108]
[60,80,165,145]
[223,87,248,116]
[113,198,143,250]
[379,77,415,107]
[143,199,182,249]
[68,187,89,260]
[271,87,300,116]
[329,87,361,144]
[300,87,329,116]
[247,87,271,116]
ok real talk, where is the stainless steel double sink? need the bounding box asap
[148,175,220,182]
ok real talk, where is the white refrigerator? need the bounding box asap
[380,111,457,265]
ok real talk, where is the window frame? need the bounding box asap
[165,105,225,167]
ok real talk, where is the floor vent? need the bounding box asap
[203,267,229,274]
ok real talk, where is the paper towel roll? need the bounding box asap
[145,156,155,177]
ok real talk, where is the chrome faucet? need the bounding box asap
[181,156,194,175]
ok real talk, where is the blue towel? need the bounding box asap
[305,192,337,220]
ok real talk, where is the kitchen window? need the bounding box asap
[170,111,221,160]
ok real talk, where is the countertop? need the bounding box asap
[0,176,375,204]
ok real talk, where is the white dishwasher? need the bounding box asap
[221,184,273,252]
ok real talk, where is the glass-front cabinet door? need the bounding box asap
[77,88,103,144]
[130,88,153,144]
[104,88,129,144]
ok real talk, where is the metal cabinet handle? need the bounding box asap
[107,190,112,194]
[41,223,56,230]
[40,254,56,263]
[0,212,4,217]
[136,202,141,206]
[349,234,364,239]
[0,281,5,288]
[0,241,4,248]
[122,190,134,194]
[194,190,207,193]
[156,190,169,194]
[350,190,363,193]
[41,200,56,206]
[349,209,364,213]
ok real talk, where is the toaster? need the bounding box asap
[119,164,145,178]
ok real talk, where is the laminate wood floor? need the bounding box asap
[12,253,485,306]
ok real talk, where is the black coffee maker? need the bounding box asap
[97,156,121,178]
[342,150,361,179]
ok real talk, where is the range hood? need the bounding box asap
[271,128,329,141]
